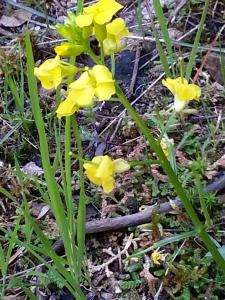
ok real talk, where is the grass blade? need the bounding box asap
[25,31,79,283]
[185,0,209,80]
[145,0,171,77]
[127,230,196,259]
[153,0,174,75]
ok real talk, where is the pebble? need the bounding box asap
[34,25,41,31]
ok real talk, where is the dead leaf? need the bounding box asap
[168,28,183,40]
[175,150,189,164]
[0,9,32,27]
[204,54,224,85]
[206,154,225,179]
[37,205,50,219]
[21,161,44,176]
[151,165,168,182]
[140,255,158,295]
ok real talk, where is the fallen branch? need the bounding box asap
[50,174,225,255]
[86,200,181,234]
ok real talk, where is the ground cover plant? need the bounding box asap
[1,0,225,299]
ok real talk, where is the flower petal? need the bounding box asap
[95,82,115,100]
[34,56,62,89]
[103,37,117,55]
[84,163,102,185]
[96,155,113,178]
[113,159,130,173]
[54,43,84,56]
[92,65,114,83]
[69,71,94,90]
[175,83,201,101]
[162,78,176,95]
[174,96,187,112]
[102,176,115,193]
[72,88,95,107]
[56,97,79,118]
[76,14,93,27]
[106,18,125,35]
[94,10,115,25]
[97,0,123,11]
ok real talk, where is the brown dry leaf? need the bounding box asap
[168,28,183,40]
[21,161,44,176]
[206,154,225,179]
[0,9,32,27]
[151,165,168,182]
[204,54,224,85]
[139,239,153,249]
[140,255,158,296]
[175,150,189,164]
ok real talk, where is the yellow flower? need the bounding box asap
[160,136,174,160]
[151,251,161,265]
[56,65,115,118]
[75,0,123,42]
[34,55,77,89]
[103,18,130,55]
[83,155,130,193]
[162,77,201,112]
[56,98,79,119]
[54,42,84,57]
[76,0,123,27]
[151,250,168,266]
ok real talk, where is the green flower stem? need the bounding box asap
[194,171,212,227]
[185,0,209,80]
[25,32,79,281]
[72,116,86,279]
[64,116,76,277]
[100,42,105,65]
[76,0,84,14]
[179,57,184,83]
[115,84,225,273]
[110,51,115,78]
[130,159,160,167]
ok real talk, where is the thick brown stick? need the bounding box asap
[50,175,225,254]
[86,200,181,234]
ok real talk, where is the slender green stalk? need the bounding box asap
[145,0,171,77]
[153,0,175,75]
[0,214,21,295]
[76,0,84,15]
[100,41,105,64]
[130,159,160,167]
[64,116,76,276]
[15,215,85,299]
[72,116,86,279]
[179,57,184,83]
[115,84,225,273]
[193,171,212,227]
[25,32,79,284]
[110,51,115,78]
[135,0,144,38]
[185,0,209,80]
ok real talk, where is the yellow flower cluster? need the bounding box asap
[33,1,131,193]
[75,0,130,54]
[34,0,130,118]
[33,0,203,193]
[56,65,115,118]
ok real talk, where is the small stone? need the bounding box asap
[34,25,40,31]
